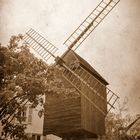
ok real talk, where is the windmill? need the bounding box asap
[23,0,120,139]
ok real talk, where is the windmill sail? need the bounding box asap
[62,62,119,115]
[23,28,58,62]
[64,0,120,50]
[23,29,119,115]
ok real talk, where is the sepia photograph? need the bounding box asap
[0,0,140,139]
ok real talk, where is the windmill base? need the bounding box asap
[43,95,106,139]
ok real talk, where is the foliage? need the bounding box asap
[105,98,129,136]
[0,35,67,139]
[105,99,140,140]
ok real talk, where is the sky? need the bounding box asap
[0,0,140,115]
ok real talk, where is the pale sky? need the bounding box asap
[0,0,140,115]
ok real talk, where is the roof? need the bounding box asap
[61,50,108,85]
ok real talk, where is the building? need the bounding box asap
[24,105,44,140]
[0,104,44,140]
[43,50,108,139]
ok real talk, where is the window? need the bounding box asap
[16,106,27,123]
[28,107,33,124]
[37,135,40,140]
[32,134,41,140]
[32,135,35,140]
[16,106,33,124]
[22,107,27,122]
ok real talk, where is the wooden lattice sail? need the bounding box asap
[64,0,120,50]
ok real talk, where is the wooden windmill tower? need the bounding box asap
[23,0,120,139]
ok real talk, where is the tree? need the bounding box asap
[105,98,128,136]
[105,98,140,140]
[0,35,67,140]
